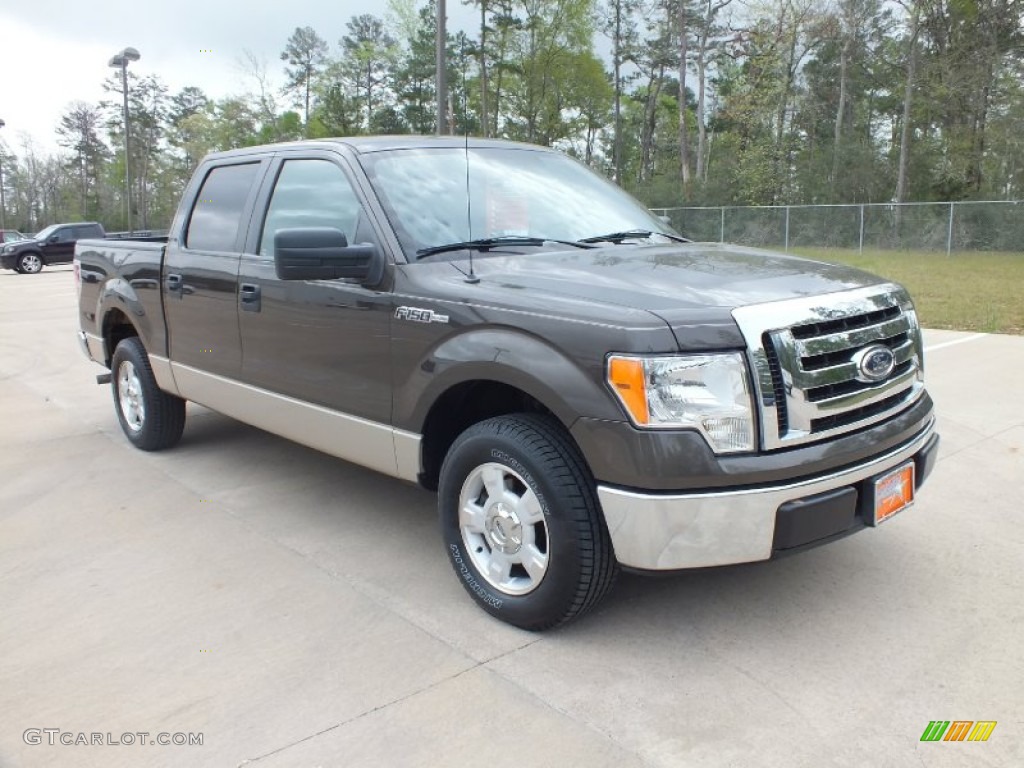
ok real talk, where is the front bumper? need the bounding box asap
[597,418,938,570]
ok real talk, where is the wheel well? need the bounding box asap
[418,381,566,491]
[102,309,138,367]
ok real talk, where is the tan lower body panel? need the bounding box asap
[165,360,421,483]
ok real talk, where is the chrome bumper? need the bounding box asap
[597,419,936,570]
[77,331,106,364]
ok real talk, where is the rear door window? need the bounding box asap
[186,163,261,252]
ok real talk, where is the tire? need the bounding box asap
[439,413,617,630]
[110,337,186,451]
[17,252,43,274]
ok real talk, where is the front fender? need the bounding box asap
[394,326,625,433]
[2,248,40,269]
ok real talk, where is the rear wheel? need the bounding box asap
[17,252,43,274]
[110,337,186,451]
[439,414,617,630]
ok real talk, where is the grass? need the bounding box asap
[790,248,1024,335]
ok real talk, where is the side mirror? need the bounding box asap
[274,227,378,282]
[48,234,60,243]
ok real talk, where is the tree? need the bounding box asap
[393,3,441,133]
[894,2,920,206]
[340,14,398,130]
[56,102,110,219]
[602,0,639,181]
[102,72,171,228]
[280,26,330,129]
[467,0,494,136]
[692,0,733,185]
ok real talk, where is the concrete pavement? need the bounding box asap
[1,268,1021,767]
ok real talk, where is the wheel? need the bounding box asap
[17,252,43,274]
[439,414,617,630]
[110,337,186,451]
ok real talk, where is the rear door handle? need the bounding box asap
[166,273,183,297]
[240,283,261,312]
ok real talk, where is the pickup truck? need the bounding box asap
[3,221,106,273]
[75,137,939,629]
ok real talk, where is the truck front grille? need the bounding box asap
[733,284,926,450]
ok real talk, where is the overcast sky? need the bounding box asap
[0,1,478,156]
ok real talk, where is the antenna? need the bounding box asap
[463,109,479,284]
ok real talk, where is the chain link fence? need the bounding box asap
[651,201,1024,254]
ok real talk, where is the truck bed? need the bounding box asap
[75,238,169,363]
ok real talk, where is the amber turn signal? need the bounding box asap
[607,356,649,425]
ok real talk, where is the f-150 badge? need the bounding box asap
[395,306,450,324]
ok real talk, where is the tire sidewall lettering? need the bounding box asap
[489,448,550,517]
[449,543,503,610]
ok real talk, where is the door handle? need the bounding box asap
[240,283,261,312]
[166,273,183,296]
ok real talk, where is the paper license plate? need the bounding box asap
[872,461,916,525]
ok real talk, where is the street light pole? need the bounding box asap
[0,118,7,230]
[108,47,140,234]
[436,0,447,135]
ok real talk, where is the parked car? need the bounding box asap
[1,221,106,273]
[0,229,28,244]
[74,137,938,629]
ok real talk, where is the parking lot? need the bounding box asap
[1,267,1021,768]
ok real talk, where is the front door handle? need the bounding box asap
[166,273,183,297]
[240,283,261,312]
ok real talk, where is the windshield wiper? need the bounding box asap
[416,236,595,260]
[578,229,691,244]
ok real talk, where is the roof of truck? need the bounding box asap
[204,136,551,161]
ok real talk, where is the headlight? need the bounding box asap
[607,353,756,453]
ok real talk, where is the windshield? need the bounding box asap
[359,147,677,261]
[34,224,59,240]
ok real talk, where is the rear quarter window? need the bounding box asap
[73,225,103,239]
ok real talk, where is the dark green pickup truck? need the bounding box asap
[75,137,938,629]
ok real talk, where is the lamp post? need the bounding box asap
[0,118,7,229]
[108,47,140,234]
[436,0,447,134]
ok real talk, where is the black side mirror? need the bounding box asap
[48,234,60,243]
[274,227,379,282]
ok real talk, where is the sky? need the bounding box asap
[0,1,478,156]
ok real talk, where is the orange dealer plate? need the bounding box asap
[872,461,916,525]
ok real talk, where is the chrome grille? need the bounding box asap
[733,284,926,450]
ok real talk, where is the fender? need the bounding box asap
[5,247,43,270]
[394,326,625,433]
[96,276,166,357]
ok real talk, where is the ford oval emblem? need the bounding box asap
[853,344,896,382]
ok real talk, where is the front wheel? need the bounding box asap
[110,337,186,451]
[17,252,43,274]
[439,414,617,630]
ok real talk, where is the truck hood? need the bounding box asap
[448,242,890,349]
[467,243,883,311]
